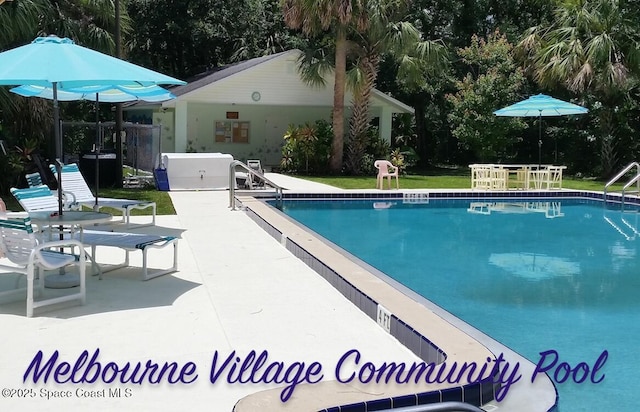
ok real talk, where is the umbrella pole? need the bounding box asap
[53,83,63,216]
[53,83,67,279]
[94,94,99,210]
[538,113,542,169]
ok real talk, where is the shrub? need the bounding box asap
[280,119,332,174]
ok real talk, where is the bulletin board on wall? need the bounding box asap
[215,121,250,143]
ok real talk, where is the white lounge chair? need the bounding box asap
[50,163,156,227]
[25,171,44,187]
[75,230,178,281]
[11,185,77,213]
[0,217,86,317]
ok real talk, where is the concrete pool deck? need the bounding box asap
[0,175,556,411]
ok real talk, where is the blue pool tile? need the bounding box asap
[366,398,392,411]
[441,386,463,402]
[463,383,481,405]
[417,390,440,404]
[408,328,421,355]
[390,315,399,337]
[419,336,430,360]
[339,402,366,412]
[392,394,417,407]
[427,343,438,363]
[480,379,495,404]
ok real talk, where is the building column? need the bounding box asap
[378,106,393,144]
[174,100,188,152]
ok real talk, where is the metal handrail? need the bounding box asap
[229,160,283,210]
[604,162,640,209]
[622,171,640,196]
[604,162,640,196]
[376,401,485,412]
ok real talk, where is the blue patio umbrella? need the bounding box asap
[494,94,588,167]
[0,35,186,215]
[10,84,176,103]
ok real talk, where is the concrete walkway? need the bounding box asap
[0,175,557,411]
[0,178,420,412]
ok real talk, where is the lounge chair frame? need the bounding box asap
[50,163,156,227]
[78,230,178,281]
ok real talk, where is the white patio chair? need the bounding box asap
[513,167,529,190]
[0,217,86,317]
[246,159,265,189]
[490,167,508,190]
[374,160,399,189]
[470,164,493,190]
[547,166,564,189]
[50,163,156,227]
[528,169,551,190]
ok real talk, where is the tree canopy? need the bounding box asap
[2,0,640,181]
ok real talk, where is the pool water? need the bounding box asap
[277,198,640,411]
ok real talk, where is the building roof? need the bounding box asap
[127,49,413,114]
[169,50,294,98]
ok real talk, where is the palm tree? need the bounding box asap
[42,0,132,54]
[0,0,128,169]
[0,0,46,115]
[518,0,640,176]
[281,0,368,173]
[346,16,448,174]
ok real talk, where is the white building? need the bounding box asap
[125,49,414,168]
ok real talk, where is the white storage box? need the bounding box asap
[161,153,234,190]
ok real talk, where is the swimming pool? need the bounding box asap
[274,196,640,411]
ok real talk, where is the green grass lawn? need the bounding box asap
[301,172,622,192]
[2,187,175,216]
[1,169,623,215]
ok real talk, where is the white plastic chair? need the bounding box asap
[0,217,86,317]
[374,160,399,190]
[246,159,265,189]
[470,164,493,190]
[528,169,551,190]
[490,167,508,190]
[547,166,564,189]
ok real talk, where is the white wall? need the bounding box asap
[183,103,335,167]
[181,51,344,106]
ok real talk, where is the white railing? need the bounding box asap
[604,162,640,209]
[228,160,283,210]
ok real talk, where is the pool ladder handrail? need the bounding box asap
[229,160,283,210]
[604,162,640,209]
